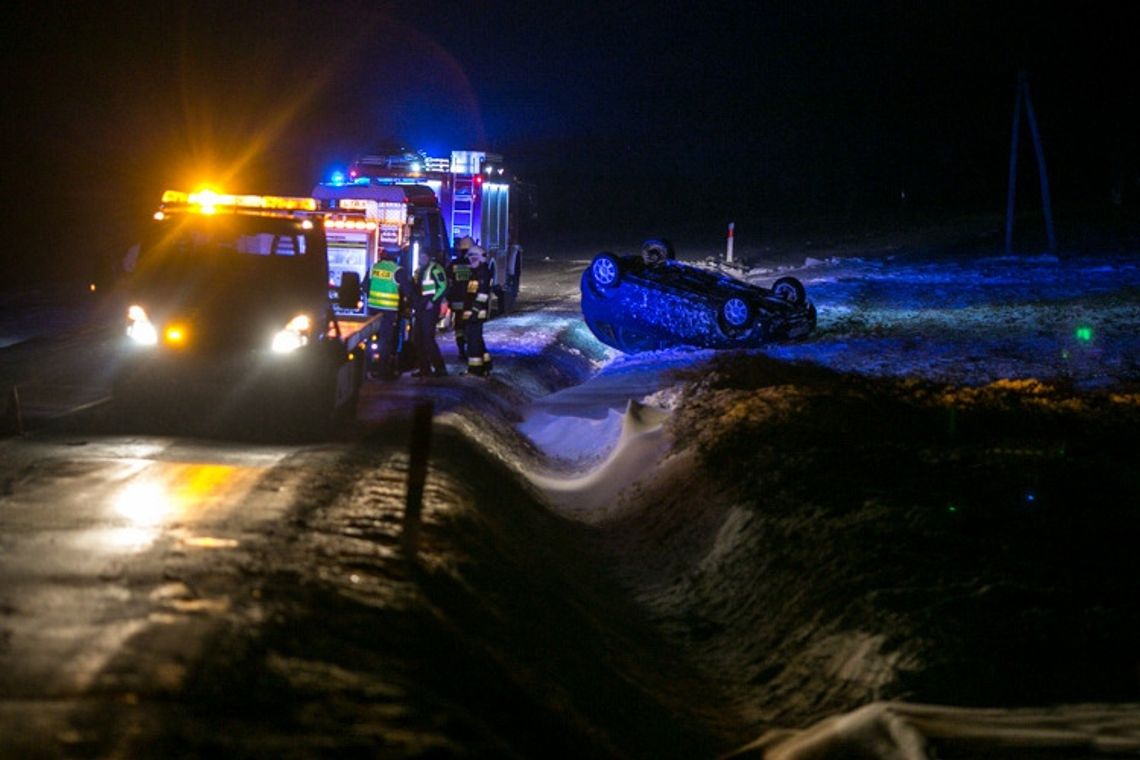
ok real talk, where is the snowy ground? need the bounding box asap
[489,244,1140,756]
[3,238,1140,757]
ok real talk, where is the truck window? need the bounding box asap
[229,232,306,256]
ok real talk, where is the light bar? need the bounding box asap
[325,219,378,231]
[160,189,318,213]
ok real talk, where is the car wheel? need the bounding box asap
[640,239,674,265]
[772,276,806,305]
[720,296,753,332]
[589,252,622,288]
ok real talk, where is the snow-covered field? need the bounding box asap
[488,245,1140,757]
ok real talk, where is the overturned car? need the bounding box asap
[580,240,816,353]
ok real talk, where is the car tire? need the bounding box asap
[589,252,622,289]
[718,296,754,334]
[640,239,674,265]
[772,276,806,305]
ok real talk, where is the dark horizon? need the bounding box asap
[3,2,1137,284]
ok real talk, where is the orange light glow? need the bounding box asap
[163,324,189,346]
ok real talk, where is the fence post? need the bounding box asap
[402,401,433,561]
[4,386,24,436]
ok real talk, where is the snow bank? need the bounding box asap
[732,701,1140,759]
[524,399,673,517]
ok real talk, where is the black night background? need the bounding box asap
[3,1,1137,285]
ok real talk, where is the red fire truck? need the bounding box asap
[346,149,524,314]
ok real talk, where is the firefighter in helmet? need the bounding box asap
[366,247,408,380]
[462,244,493,376]
[447,236,475,361]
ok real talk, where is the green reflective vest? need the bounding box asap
[368,259,401,311]
[420,261,448,304]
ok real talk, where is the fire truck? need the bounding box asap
[113,189,379,437]
[311,183,448,316]
[346,149,524,314]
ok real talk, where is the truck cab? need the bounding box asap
[114,189,371,437]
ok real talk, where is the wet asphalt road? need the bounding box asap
[0,258,729,756]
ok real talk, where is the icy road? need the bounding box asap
[2,242,1139,758]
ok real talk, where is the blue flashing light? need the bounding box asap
[329,170,347,185]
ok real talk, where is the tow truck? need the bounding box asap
[345,148,525,314]
[113,189,378,437]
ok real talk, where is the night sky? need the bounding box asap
[3,2,1136,283]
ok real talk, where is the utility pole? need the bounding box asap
[1005,72,1057,254]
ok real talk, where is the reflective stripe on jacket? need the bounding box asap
[420,261,448,304]
[368,260,401,311]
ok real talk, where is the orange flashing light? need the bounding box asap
[163,324,189,347]
[160,189,317,213]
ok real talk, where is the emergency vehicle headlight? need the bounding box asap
[271,314,313,354]
[126,305,158,346]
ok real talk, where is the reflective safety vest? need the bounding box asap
[420,261,448,304]
[368,259,401,311]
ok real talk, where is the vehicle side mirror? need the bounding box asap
[337,271,362,309]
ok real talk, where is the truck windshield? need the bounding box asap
[133,215,323,299]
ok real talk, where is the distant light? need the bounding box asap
[410,162,422,173]
[89,282,97,293]
[153,211,166,221]
[301,219,313,230]
[1075,325,1093,342]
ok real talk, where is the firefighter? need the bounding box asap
[462,245,493,376]
[412,252,449,377]
[447,236,475,361]
[366,248,408,380]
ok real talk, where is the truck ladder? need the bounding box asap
[451,177,474,241]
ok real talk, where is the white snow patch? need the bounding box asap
[737,701,1140,759]
[525,400,672,515]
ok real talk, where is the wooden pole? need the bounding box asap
[1005,73,1057,254]
[402,401,433,561]
[1021,79,1057,253]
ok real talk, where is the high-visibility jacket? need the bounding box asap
[463,261,492,321]
[419,261,448,305]
[368,259,402,311]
